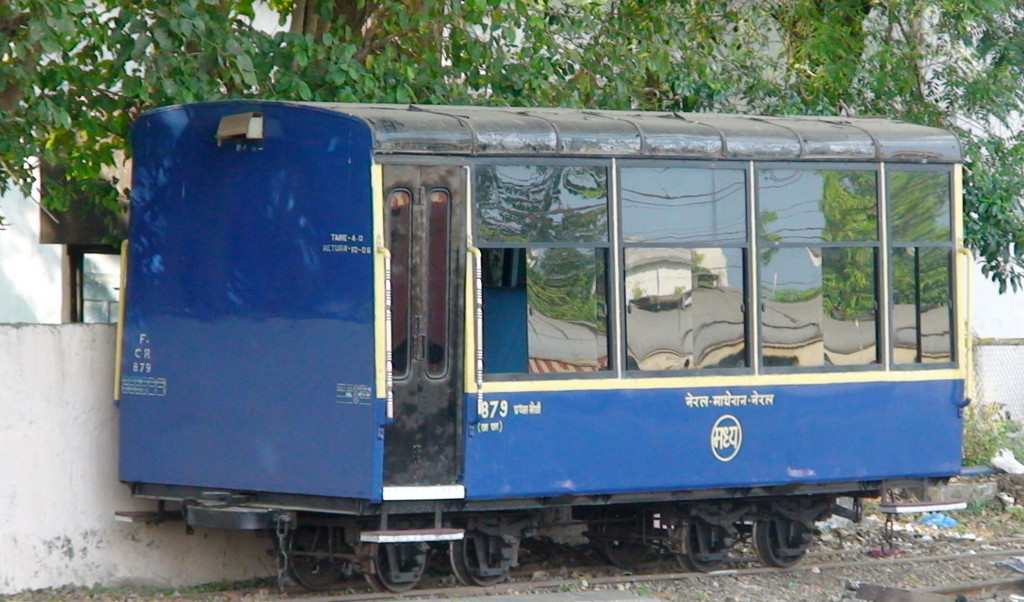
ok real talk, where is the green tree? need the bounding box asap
[1,0,1022,290]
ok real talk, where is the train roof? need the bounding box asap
[294,102,963,163]
[144,101,962,163]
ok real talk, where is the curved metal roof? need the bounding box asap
[279,102,959,162]
[145,101,962,162]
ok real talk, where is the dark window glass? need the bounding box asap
[624,247,746,370]
[892,247,953,364]
[475,165,608,243]
[822,247,878,365]
[426,189,450,378]
[758,169,877,243]
[889,171,951,242]
[620,168,746,244]
[760,247,824,367]
[387,189,413,378]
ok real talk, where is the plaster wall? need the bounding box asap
[971,263,1024,339]
[0,187,62,323]
[0,324,269,594]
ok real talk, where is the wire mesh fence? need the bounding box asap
[974,339,1024,422]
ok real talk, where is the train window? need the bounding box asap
[387,189,413,378]
[890,171,952,242]
[475,164,611,377]
[892,248,953,364]
[426,188,450,378]
[620,166,749,372]
[479,247,610,375]
[822,247,879,366]
[758,167,880,369]
[475,165,608,243]
[760,247,825,367]
[761,247,880,367]
[889,169,954,365]
[526,248,609,373]
[621,167,746,244]
[624,247,746,370]
[480,248,529,374]
[758,169,878,242]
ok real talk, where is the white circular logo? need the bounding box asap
[710,414,742,462]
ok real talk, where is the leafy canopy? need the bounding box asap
[1,0,1023,289]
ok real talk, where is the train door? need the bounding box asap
[382,164,466,488]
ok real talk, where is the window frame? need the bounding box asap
[464,156,959,383]
[753,162,883,374]
[425,186,454,380]
[885,164,957,370]
[472,158,615,381]
[385,187,416,381]
[618,159,753,377]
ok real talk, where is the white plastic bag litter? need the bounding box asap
[997,556,1024,573]
[992,448,1024,474]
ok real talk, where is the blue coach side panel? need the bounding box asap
[464,379,964,500]
[120,102,381,499]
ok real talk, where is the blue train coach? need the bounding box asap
[117,101,968,591]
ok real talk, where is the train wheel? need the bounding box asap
[673,522,730,572]
[286,526,349,591]
[450,532,514,586]
[362,542,428,593]
[753,517,812,568]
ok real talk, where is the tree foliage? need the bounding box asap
[1,0,1023,288]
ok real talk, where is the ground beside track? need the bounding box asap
[6,476,1024,601]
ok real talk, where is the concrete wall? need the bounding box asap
[0,324,269,594]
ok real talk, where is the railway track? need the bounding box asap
[179,537,1024,602]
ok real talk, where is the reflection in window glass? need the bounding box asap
[388,189,413,378]
[892,247,953,364]
[620,168,746,244]
[475,165,608,243]
[527,248,609,373]
[760,246,880,368]
[889,168,954,365]
[758,169,877,243]
[761,247,823,367]
[426,189,450,377]
[889,171,951,242]
[822,248,878,365]
[624,247,745,370]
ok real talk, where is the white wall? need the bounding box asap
[971,262,1024,339]
[970,263,1024,419]
[0,324,269,594]
[0,186,62,323]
